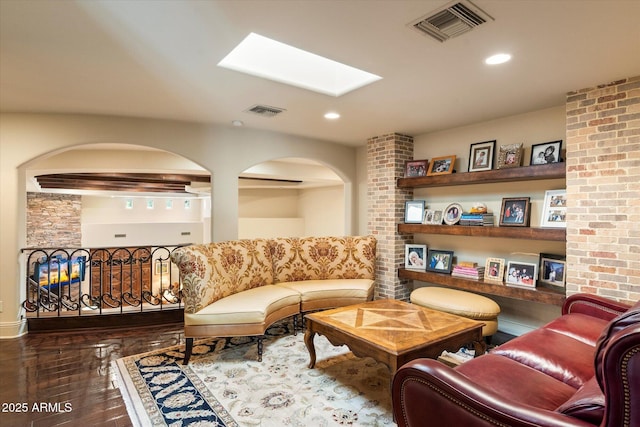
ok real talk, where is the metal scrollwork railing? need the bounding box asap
[21,244,188,318]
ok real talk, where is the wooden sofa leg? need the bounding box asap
[257,336,264,362]
[183,337,194,365]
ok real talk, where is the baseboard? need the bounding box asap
[0,318,28,339]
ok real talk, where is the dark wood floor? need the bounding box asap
[0,323,184,427]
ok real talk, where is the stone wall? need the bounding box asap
[26,193,82,247]
[367,133,414,300]
[565,76,640,305]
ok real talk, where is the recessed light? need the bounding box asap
[485,53,511,65]
[232,120,244,127]
[324,112,340,120]
[218,33,382,97]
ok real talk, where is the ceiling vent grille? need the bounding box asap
[410,0,493,43]
[244,104,286,118]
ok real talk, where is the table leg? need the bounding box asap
[304,329,317,368]
[472,339,487,357]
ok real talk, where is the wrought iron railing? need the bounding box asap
[21,245,188,318]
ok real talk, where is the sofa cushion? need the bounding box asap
[455,354,577,411]
[491,328,595,388]
[556,376,605,425]
[269,236,376,283]
[276,278,374,302]
[172,239,275,313]
[543,312,610,346]
[185,285,300,326]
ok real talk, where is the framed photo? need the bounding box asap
[431,210,443,225]
[404,200,426,224]
[531,140,562,165]
[427,249,454,273]
[484,257,505,282]
[405,244,427,270]
[499,197,531,227]
[497,143,523,169]
[505,261,537,288]
[541,189,567,228]
[155,260,169,275]
[427,155,456,176]
[405,159,429,177]
[468,140,496,172]
[539,253,566,291]
[423,209,435,224]
[443,202,463,225]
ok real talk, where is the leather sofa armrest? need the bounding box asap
[563,293,632,320]
[599,323,640,427]
[392,359,594,427]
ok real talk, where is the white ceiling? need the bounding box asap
[1,0,639,147]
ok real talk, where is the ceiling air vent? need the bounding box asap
[244,104,286,118]
[410,0,493,43]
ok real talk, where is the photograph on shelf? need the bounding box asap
[405,159,429,177]
[431,210,443,225]
[505,261,537,288]
[497,143,524,169]
[539,253,566,291]
[499,197,531,227]
[443,202,463,225]
[427,249,454,273]
[468,140,496,172]
[405,244,427,271]
[427,155,456,176]
[404,200,426,224]
[531,140,562,165]
[484,257,505,282]
[540,189,567,228]
[423,209,435,224]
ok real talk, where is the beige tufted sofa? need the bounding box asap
[171,235,376,364]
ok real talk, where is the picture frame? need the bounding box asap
[484,257,505,282]
[423,209,435,224]
[405,244,427,271]
[540,189,567,228]
[499,197,531,227]
[468,140,496,172]
[497,143,524,169]
[505,261,537,288]
[426,249,454,273]
[404,200,426,224]
[155,260,169,275]
[405,159,429,177]
[443,202,463,225]
[431,209,443,225]
[427,155,456,176]
[530,140,562,165]
[539,253,566,291]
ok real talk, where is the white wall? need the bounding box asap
[298,185,344,236]
[0,113,359,338]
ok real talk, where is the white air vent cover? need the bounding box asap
[410,0,493,43]
[244,104,286,118]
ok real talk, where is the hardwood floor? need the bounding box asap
[0,323,184,427]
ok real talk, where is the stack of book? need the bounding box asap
[459,212,495,226]
[452,261,485,280]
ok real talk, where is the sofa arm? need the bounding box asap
[563,293,631,320]
[392,359,594,427]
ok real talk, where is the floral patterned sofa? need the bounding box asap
[171,235,376,364]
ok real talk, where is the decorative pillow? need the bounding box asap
[557,377,604,425]
[269,236,376,283]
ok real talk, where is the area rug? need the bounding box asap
[113,321,394,426]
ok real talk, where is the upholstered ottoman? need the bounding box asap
[410,287,500,339]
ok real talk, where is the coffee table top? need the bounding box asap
[305,299,483,355]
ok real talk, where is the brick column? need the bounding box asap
[565,76,640,305]
[367,133,414,301]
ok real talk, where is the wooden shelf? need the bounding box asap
[397,162,565,189]
[398,224,566,241]
[399,268,566,306]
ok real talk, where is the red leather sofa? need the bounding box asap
[392,293,640,427]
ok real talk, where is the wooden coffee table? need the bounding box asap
[304,299,486,376]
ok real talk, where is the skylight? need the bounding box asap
[218,33,382,97]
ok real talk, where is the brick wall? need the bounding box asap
[26,192,82,247]
[565,76,640,305]
[367,133,414,300]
